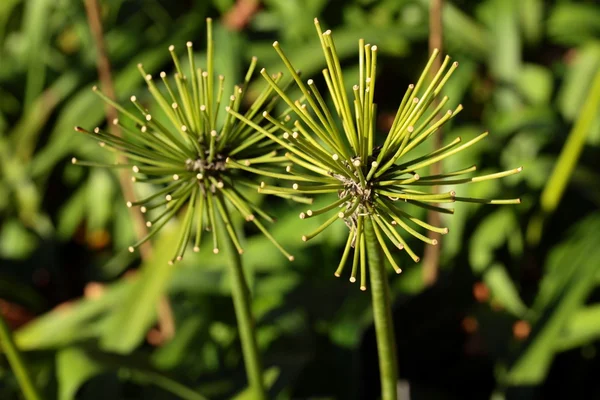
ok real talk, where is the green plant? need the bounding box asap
[231,18,521,399]
[73,18,296,399]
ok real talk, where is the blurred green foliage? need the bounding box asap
[1,0,600,399]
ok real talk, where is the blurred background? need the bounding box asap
[1,0,600,399]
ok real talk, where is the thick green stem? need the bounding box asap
[222,225,266,399]
[364,217,399,400]
[0,314,42,400]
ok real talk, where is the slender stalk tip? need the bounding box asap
[360,285,367,291]
[128,246,134,253]
[193,246,200,252]
[301,235,308,242]
[213,248,219,254]
[288,255,295,261]
[71,157,77,164]
[349,277,356,283]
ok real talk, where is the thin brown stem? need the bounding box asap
[422,0,444,286]
[84,0,175,341]
[223,0,260,31]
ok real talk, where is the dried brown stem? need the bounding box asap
[422,0,444,286]
[83,0,175,341]
[223,0,260,31]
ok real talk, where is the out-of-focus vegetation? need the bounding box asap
[1,0,599,398]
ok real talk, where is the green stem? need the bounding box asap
[0,314,42,400]
[364,217,399,400]
[221,221,267,399]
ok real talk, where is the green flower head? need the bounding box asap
[230,19,521,290]
[73,18,295,264]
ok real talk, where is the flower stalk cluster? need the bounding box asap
[230,18,522,291]
[73,18,296,264]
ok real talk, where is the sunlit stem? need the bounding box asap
[217,212,266,400]
[363,217,399,400]
[0,314,41,400]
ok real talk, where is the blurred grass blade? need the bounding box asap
[22,0,53,109]
[519,0,543,46]
[30,15,203,178]
[11,73,80,161]
[100,222,180,353]
[490,0,522,111]
[527,65,600,245]
[0,314,41,400]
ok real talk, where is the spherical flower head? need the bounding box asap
[73,18,295,264]
[229,19,522,290]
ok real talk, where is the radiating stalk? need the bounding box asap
[364,217,399,400]
[220,215,266,399]
[0,314,41,400]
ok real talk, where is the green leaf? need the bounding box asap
[547,3,600,46]
[519,0,543,46]
[15,279,133,350]
[483,262,527,317]
[58,345,209,400]
[100,222,180,353]
[231,367,280,400]
[0,218,38,259]
[505,213,600,385]
[57,347,106,400]
[469,208,520,273]
[85,169,115,233]
[555,305,600,352]
[556,42,600,121]
[517,63,553,106]
[152,317,205,369]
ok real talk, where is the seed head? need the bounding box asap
[229,19,521,290]
[74,18,297,264]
